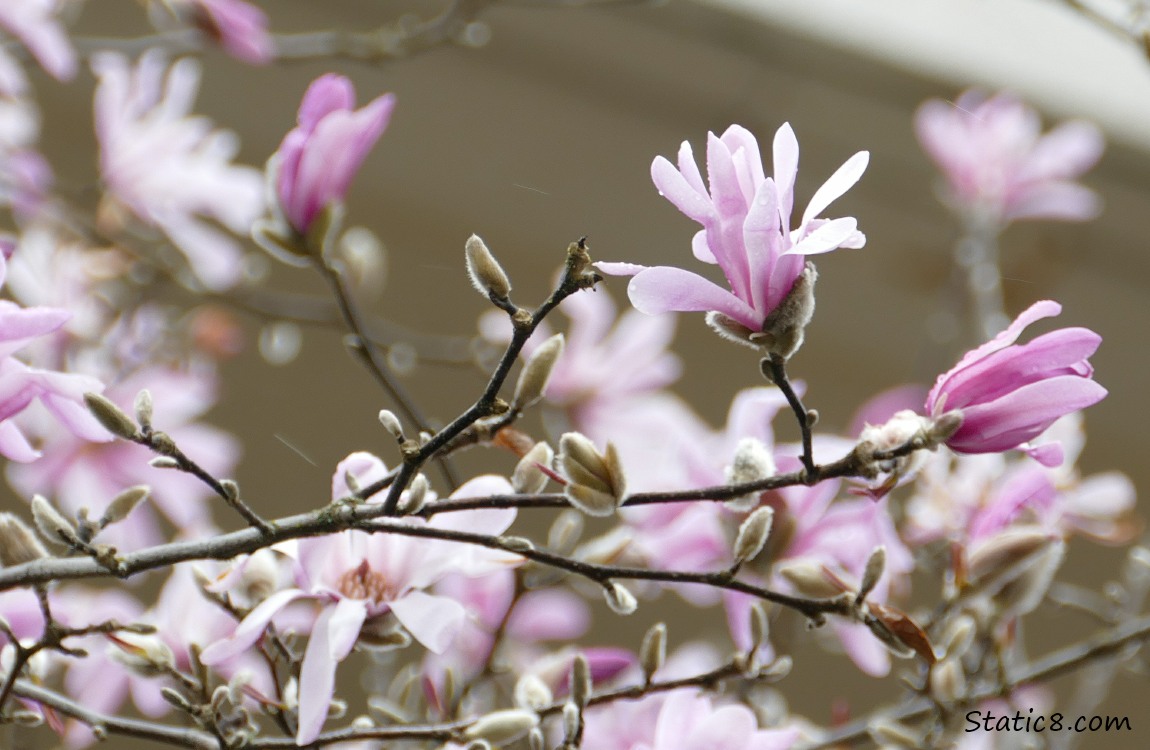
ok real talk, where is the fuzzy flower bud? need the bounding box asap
[84,392,138,440]
[725,437,775,511]
[603,581,638,615]
[569,654,591,708]
[465,234,512,300]
[513,334,564,409]
[100,486,151,528]
[31,495,78,547]
[133,388,154,429]
[514,674,553,710]
[639,623,667,680]
[857,545,886,602]
[378,409,405,442]
[464,709,539,746]
[0,513,48,566]
[733,506,774,566]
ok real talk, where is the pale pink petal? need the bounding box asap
[651,154,714,224]
[200,589,311,665]
[787,216,860,255]
[626,266,760,330]
[389,590,466,654]
[800,151,869,229]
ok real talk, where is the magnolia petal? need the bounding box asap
[297,74,355,131]
[772,122,800,221]
[787,216,859,255]
[626,266,760,330]
[200,588,311,665]
[952,377,1108,453]
[800,151,869,229]
[389,590,466,654]
[296,602,350,745]
[595,261,648,277]
[651,155,713,223]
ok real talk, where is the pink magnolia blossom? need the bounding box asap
[92,50,263,289]
[926,300,1106,464]
[598,123,867,332]
[582,688,799,750]
[0,253,109,462]
[274,74,395,235]
[184,0,273,64]
[0,0,76,82]
[916,90,1103,225]
[201,452,522,745]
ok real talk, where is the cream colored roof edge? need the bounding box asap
[698,0,1150,151]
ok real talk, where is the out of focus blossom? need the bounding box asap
[905,415,1136,548]
[0,253,109,462]
[202,452,522,745]
[582,688,799,750]
[7,365,237,549]
[92,50,263,289]
[0,0,76,82]
[926,300,1106,465]
[599,123,866,335]
[915,90,1104,224]
[182,0,273,64]
[0,93,51,216]
[273,74,395,236]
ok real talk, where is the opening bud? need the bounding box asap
[512,442,554,494]
[558,433,626,517]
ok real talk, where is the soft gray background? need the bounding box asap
[10,0,1150,747]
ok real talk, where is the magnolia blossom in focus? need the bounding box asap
[92,50,264,289]
[927,300,1106,466]
[201,452,522,745]
[915,90,1104,224]
[0,0,76,82]
[272,74,395,237]
[599,123,867,339]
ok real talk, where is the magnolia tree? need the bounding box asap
[0,2,1143,750]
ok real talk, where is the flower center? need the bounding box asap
[337,560,389,604]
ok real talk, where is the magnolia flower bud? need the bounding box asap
[512,442,554,494]
[867,718,922,748]
[398,474,429,515]
[562,702,581,742]
[733,507,774,566]
[513,334,564,409]
[725,438,775,511]
[100,486,151,528]
[929,655,967,703]
[857,545,886,602]
[569,654,591,709]
[748,602,769,656]
[150,456,180,469]
[639,623,666,680]
[31,495,78,547]
[777,560,843,599]
[378,409,405,442]
[558,433,626,517]
[134,389,154,429]
[603,581,637,615]
[465,234,512,300]
[464,708,539,746]
[0,513,47,566]
[108,632,175,677]
[84,392,139,440]
[514,674,553,710]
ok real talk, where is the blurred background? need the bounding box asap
[11,0,1150,746]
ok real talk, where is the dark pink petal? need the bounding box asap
[950,377,1108,453]
[626,266,760,330]
[927,300,1062,412]
[935,327,1101,409]
[297,74,355,131]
